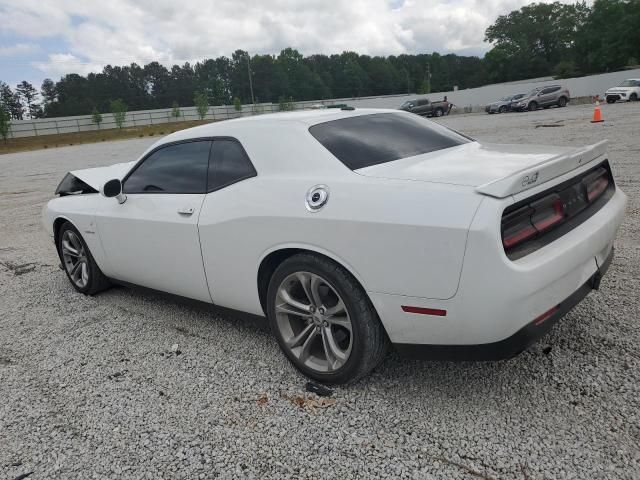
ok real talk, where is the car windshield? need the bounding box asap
[618,80,640,87]
[309,113,472,170]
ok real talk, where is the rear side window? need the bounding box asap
[309,113,471,170]
[208,139,257,192]
[124,141,211,194]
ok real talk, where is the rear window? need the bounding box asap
[309,113,471,170]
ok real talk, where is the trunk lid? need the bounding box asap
[355,141,608,198]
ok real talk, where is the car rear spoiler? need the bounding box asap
[476,140,609,198]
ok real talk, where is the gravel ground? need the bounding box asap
[1,103,639,479]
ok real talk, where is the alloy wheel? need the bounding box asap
[61,230,90,289]
[275,271,353,373]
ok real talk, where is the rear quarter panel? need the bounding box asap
[198,171,483,316]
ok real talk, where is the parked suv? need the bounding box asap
[399,98,449,117]
[605,79,640,103]
[513,85,570,111]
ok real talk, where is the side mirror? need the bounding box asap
[101,179,127,204]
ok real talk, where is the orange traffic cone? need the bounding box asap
[591,100,604,123]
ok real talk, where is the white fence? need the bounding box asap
[6,68,639,139]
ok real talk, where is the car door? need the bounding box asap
[415,99,429,116]
[95,140,213,303]
[537,87,558,106]
[197,138,258,308]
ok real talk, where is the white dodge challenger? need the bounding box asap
[43,109,626,383]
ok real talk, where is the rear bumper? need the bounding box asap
[369,184,626,349]
[394,247,613,360]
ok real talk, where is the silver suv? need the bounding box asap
[513,85,570,112]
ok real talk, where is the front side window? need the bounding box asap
[124,141,211,194]
[208,139,257,192]
[309,113,472,170]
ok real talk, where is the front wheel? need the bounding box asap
[631,93,638,102]
[58,221,111,295]
[498,106,507,114]
[267,253,388,384]
[557,96,567,107]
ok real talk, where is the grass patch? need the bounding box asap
[0,120,214,155]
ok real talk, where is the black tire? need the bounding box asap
[528,101,538,111]
[498,105,507,114]
[606,98,616,104]
[433,108,444,117]
[631,93,638,102]
[267,253,388,384]
[57,221,111,295]
[557,96,567,107]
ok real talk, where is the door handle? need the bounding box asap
[177,207,194,215]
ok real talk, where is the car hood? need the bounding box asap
[606,87,636,93]
[68,161,136,190]
[355,141,608,198]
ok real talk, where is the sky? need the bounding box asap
[0,0,580,89]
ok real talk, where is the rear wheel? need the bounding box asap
[498,105,507,114]
[631,93,638,102]
[433,108,444,117]
[557,96,567,108]
[528,101,538,111]
[58,221,111,295]
[267,253,388,384]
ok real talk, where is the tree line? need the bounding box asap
[0,0,638,124]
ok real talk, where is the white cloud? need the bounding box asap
[0,42,38,57]
[1,0,589,79]
[31,53,104,77]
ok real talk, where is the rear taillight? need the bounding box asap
[583,167,609,202]
[502,206,536,249]
[530,194,565,233]
[501,163,613,258]
[502,193,566,249]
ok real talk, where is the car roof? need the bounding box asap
[153,108,400,146]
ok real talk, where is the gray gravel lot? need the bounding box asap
[1,103,639,479]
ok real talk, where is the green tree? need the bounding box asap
[233,96,242,111]
[485,2,589,79]
[574,0,640,73]
[110,99,127,129]
[553,60,579,79]
[0,104,10,143]
[0,82,23,120]
[278,96,295,111]
[16,80,40,119]
[194,91,208,119]
[91,107,103,129]
[171,101,181,120]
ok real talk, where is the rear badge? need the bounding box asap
[521,171,539,187]
[305,185,329,212]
